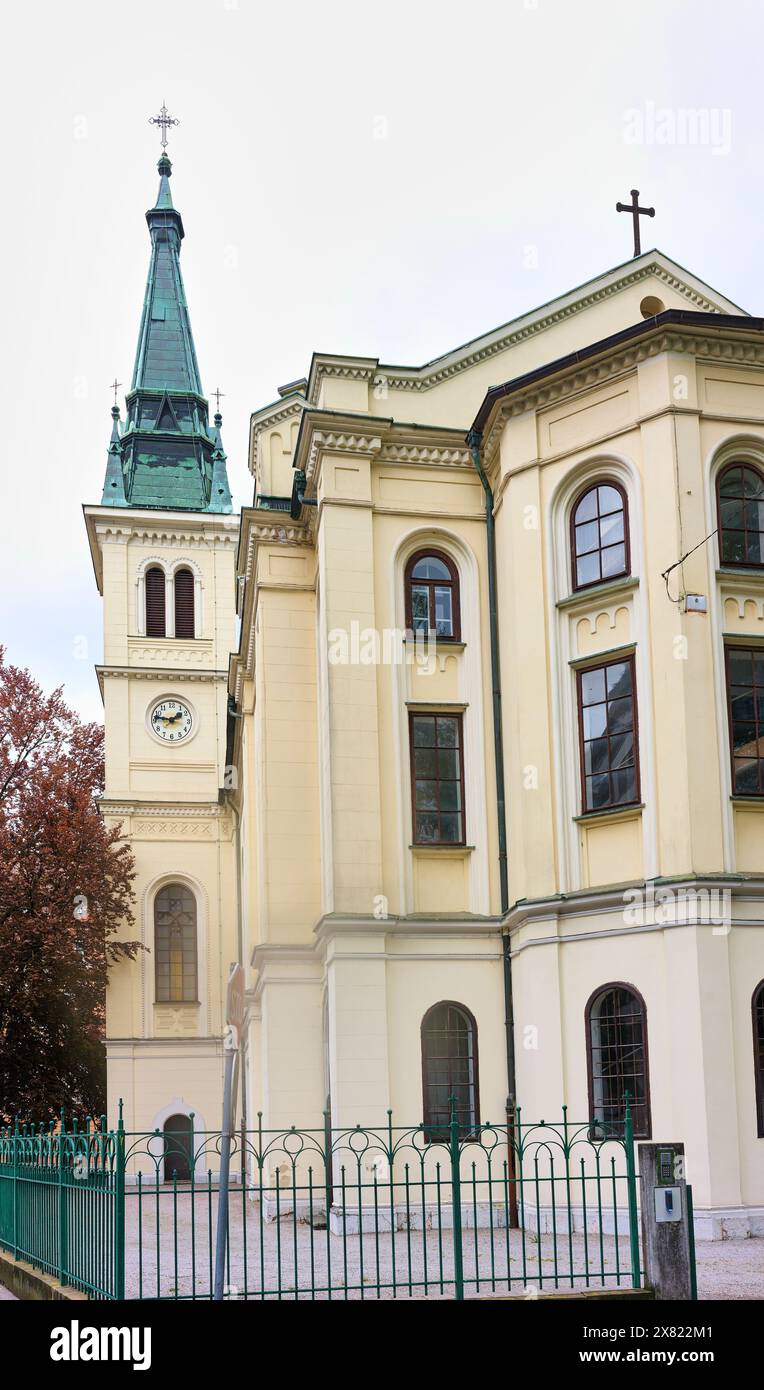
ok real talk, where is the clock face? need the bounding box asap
[150,698,194,743]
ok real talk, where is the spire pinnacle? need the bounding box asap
[154,152,174,211]
[98,138,232,514]
[148,101,179,153]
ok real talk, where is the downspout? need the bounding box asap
[467,428,518,1223]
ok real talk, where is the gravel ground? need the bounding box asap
[122,1192,764,1301]
[695,1239,764,1301]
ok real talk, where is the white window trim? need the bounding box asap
[141,872,209,1035]
[547,455,657,892]
[703,434,764,873]
[392,528,491,916]
[135,556,203,639]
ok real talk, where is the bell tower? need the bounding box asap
[84,125,239,1135]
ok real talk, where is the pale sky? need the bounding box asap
[1,0,760,720]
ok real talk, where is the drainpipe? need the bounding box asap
[467,427,518,1224]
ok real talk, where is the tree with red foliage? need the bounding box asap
[0,648,138,1123]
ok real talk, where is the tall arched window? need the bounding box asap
[174,567,195,639]
[571,482,629,590]
[586,983,650,1138]
[717,462,764,567]
[405,550,461,639]
[154,884,198,1003]
[145,566,166,638]
[421,1001,479,1139]
[753,981,764,1138]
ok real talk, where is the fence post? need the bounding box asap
[324,1098,333,1214]
[449,1096,464,1301]
[623,1092,641,1288]
[57,1110,67,1287]
[505,1101,519,1229]
[114,1100,126,1300]
[11,1121,19,1260]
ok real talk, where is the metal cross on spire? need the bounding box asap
[149,101,179,152]
[110,378,122,407]
[616,189,655,258]
[212,386,225,413]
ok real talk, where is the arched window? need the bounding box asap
[571,482,629,590]
[154,884,198,1003]
[717,462,764,567]
[753,981,764,1138]
[586,984,650,1138]
[405,550,461,639]
[174,567,195,639]
[145,566,166,638]
[421,1001,479,1139]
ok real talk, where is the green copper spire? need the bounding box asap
[101,150,232,513]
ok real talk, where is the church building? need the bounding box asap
[86,144,764,1240]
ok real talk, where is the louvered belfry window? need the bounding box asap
[174,568,195,639]
[145,566,166,637]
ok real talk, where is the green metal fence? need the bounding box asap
[0,1116,124,1299]
[0,1099,642,1301]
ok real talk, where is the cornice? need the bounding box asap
[367,262,730,396]
[93,522,238,549]
[482,325,764,468]
[304,429,382,488]
[248,395,306,479]
[379,442,471,467]
[503,874,764,934]
[306,355,378,405]
[99,801,226,818]
[96,665,227,693]
[313,912,501,941]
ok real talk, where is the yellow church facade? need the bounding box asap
[87,153,764,1239]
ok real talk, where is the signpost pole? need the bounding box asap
[213,963,245,1301]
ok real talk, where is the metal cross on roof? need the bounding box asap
[616,188,655,258]
[212,386,225,412]
[110,378,122,406]
[149,101,179,152]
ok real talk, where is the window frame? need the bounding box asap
[154,883,199,1005]
[724,643,764,799]
[585,981,652,1140]
[753,980,764,1139]
[404,548,462,641]
[716,461,764,570]
[409,710,466,847]
[570,479,631,593]
[576,652,641,815]
[421,1000,480,1142]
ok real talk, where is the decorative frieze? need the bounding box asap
[127,637,215,667]
[379,443,471,467]
[132,819,219,839]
